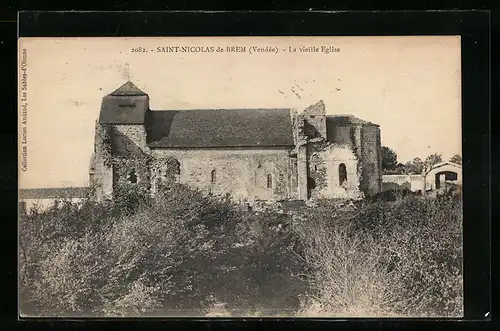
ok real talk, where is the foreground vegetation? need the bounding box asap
[19,184,463,317]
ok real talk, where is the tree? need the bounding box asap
[449,154,462,165]
[404,157,423,175]
[424,154,443,170]
[382,146,398,172]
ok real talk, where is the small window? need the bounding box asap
[174,163,180,175]
[211,170,216,183]
[119,103,136,108]
[267,174,273,189]
[310,115,316,119]
[314,164,318,171]
[339,163,347,186]
[127,169,138,184]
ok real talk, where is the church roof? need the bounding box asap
[145,108,295,148]
[110,81,147,96]
[326,115,379,127]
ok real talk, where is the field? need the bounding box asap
[19,184,463,317]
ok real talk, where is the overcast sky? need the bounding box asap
[19,36,461,189]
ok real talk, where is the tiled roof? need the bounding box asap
[145,108,295,148]
[430,161,462,170]
[19,187,90,199]
[326,115,379,126]
[110,81,147,96]
[99,95,149,124]
[99,81,149,124]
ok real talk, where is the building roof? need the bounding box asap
[19,187,91,199]
[145,108,295,148]
[99,95,149,124]
[430,161,462,169]
[110,81,147,96]
[326,115,379,127]
[425,161,462,175]
[98,81,149,124]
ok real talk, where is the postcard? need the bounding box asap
[18,36,462,318]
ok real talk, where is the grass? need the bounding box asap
[19,183,463,317]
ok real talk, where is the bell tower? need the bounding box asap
[98,81,150,125]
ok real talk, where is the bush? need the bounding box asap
[19,184,307,317]
[19,185,462,317]
[291,195,463,317]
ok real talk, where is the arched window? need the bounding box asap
[211,169,216,183]
[128,169,138,184]
[339,163,347,186]
[267,174,273,189]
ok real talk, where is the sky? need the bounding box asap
[18,36,461,189]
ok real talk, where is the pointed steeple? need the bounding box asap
[110,81,147,96]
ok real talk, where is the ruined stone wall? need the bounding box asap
[289,156,299,199]
[109,124,152,194]
[112,155,152,193]
[89,122,114,201]
[306,142,329,199]
[301,100,327,139]
[326,125,356,149]
[152,148,293,202]
[360,125,382,196]
[308,143,362,199]
[326,123,382,198]
[113,124,150,154]
[296,145,308,200]
[150,157,181,194]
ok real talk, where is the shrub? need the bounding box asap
[292,195,463,317]
[19,184,307,317]
[19,185,462,318]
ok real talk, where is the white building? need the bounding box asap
[19,187,90,215]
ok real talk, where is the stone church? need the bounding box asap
[89,81,382,203]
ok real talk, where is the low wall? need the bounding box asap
[382,174,424,192]
[20,197,86,214]
[19,187,90,214]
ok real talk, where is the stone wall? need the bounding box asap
[359,125,382,196]
[89,122,113,201]
[110,124,153,194]
[321,144,361,199]
[90,109,382,202]
[300,100,327,139]
[326,125,356,148]
[113,124,150,154]
[327,124,382,197]
[20,198,86,214]
[152,148,294,202]
[382,174,425,192]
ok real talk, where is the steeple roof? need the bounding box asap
[110,81,147,96]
